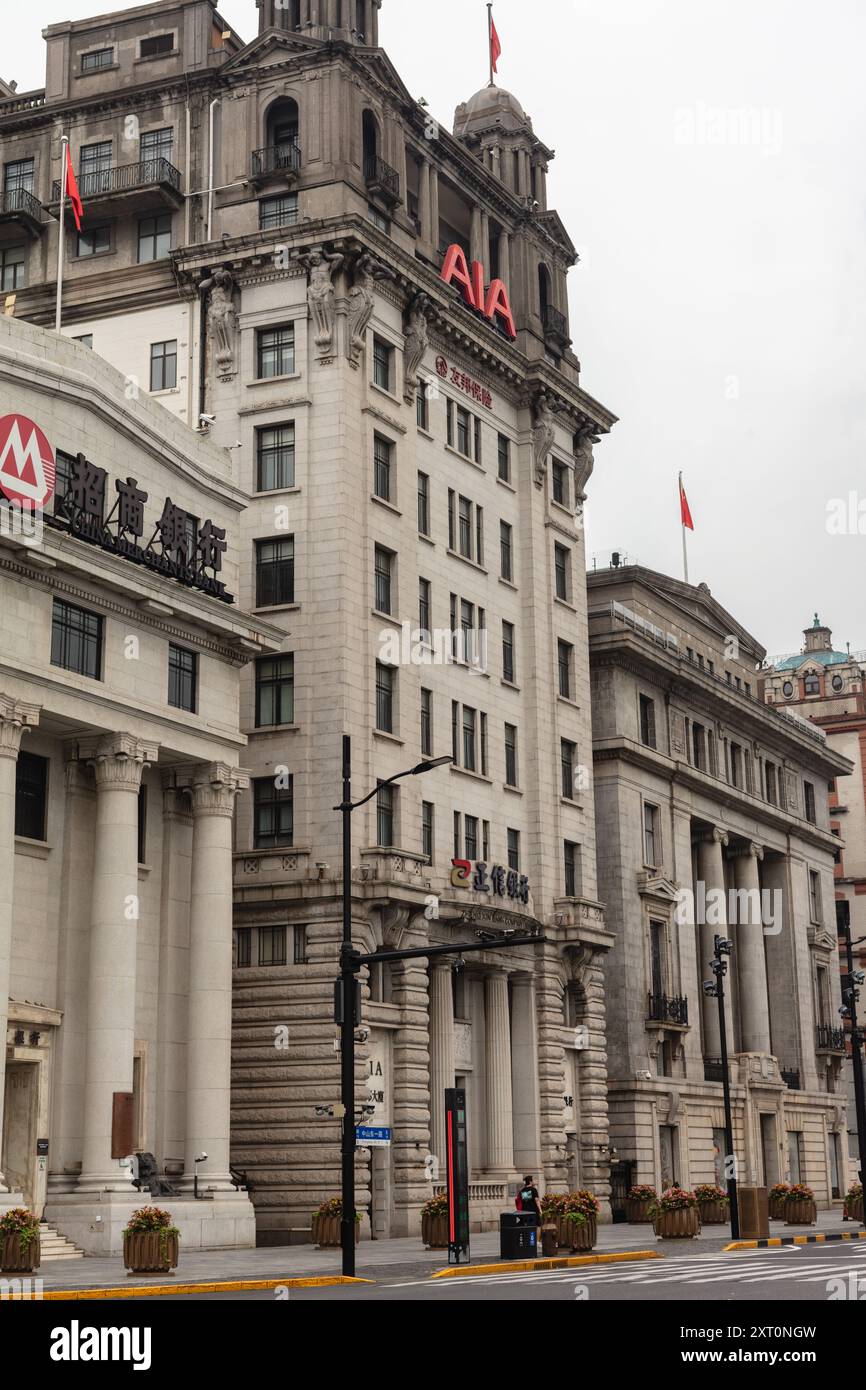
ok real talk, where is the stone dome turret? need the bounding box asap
[454,84,533,140]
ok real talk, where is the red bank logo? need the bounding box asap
[439,244,517,340]
[0,414,56,510]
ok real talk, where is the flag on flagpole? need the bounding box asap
[65,144,83,232]
[490,13,502,75]
[679,476,695,531]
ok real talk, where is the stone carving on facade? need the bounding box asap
[531,391,556,486]
[304,246,346,359]
[402,293,431,402]
[346,251,396,367]
[573,424,600,520]
[199,267,239,377]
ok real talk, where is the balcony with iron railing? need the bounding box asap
[815,1023,846,1053]
[543,302,571,348]
[51,158,182,209]
[251,141,302,183]
[703,1058,725,1083]
[647,992,689,1027]
[364,154,400,204]
[0,186,45,236]
[780,1068,802,1090]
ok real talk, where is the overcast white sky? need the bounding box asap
[5,0,866,659]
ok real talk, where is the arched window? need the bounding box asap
[362,108,380,176]
[266,98,300,171]
[804,672,821,696]
[356,0,367,39]
[538,262,552,321]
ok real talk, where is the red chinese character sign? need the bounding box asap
[435,355,493,410]
[439,244,517,340]
[0,414,56,510]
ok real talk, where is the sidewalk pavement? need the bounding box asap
[26,1209,859,1293]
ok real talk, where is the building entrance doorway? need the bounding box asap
[760,1113,780,1186]
[2,1062,38,1209]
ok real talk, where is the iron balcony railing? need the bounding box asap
[703,1058,725,1083]
[781,1068,802,1090]
[543,303,569,340]
[251,141,302,178]
[52,157,181,202]
[364,153,400,198]
[648,992,689,1026]
[816,1024,846,1052]
[0,186,43,221]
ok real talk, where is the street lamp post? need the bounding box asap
[837,901,866,1195]
[335,736,452,1278]
[705,934,740,1240]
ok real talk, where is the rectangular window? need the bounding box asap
[644,802,660,868]
[419,577,431,635]
[256,537,295,607]
[650,920,665,999]
[474,416,482,464]
[260,194,299,230]
[464,815,479,861]
[416,380,429,431]
[257,324,295,379]
[140,33,175,58]
[456,405,471,457]
[0,245,25,292]
[564,841,580,898]
[137,785,147,865]
[639,695,656,749]
[376,663,395,733]
[373,433,393,502]
[255,654,294,728]
[77,224,111,258]
[447,489,456,550]
[554,543,570,602]
[482,820,490,861]
[804,781,816,824]
[552,460,569,507]
[557,640,573,699]
[51,599,103,679]
[4,159,34,194]
[235,927,252,968]
[254,776,293,849]
[80,141,112,184]
[374,545,394,615]
[502,621,516,684]
[497,433,511,483]
[293,925,308,965]
[446,398,454,449]
[149,339,177,392]
[168,643,197,713]
[692,722,706,771]
[259,926,287,966]
[417,471,430,536]
[373,336,393,392]
[137,212,171,263]
[504,723,518,788]
[462,706,477,772]
[81,47,114,71]
[507,828,520,871]
[140,127,173,162]
[730,742,742,788]
[453,809,461,858]
[808,869,822,924]
[458,495,472,557]
[257,424,295,491]
[561,739,577,800]
[14,751,48,841]
[422,800,434,863]
[377,782,395,847]
[421,688,433,757]
[765,761,777,806]
[500,521,513,582]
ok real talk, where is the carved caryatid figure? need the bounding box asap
[305,246,345,354]
[531,391,556,486]
[346,250,395,366]
[402,293,431,401]
[573,425,600,501]
[199,266,239,372]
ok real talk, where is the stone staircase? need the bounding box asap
[38,1224,84,1261]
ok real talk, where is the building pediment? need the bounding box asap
[538,210,577,260]
[221,29,330,74]
[637,871,681,903]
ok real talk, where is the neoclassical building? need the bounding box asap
[589,566,852,1211]
[0,314,281,1252]
[0,0,618,1241]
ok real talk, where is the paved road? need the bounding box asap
[137,1242,866,1300]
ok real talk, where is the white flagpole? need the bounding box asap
[487,3,494,86]
[55,135,69,334]
[680,471,689,584]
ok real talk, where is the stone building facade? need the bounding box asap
[588,566,852,1211]
[0,0,619,1241]
[764,617,866,1165]
[0,314,282,1251]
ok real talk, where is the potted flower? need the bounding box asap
[626,1185,658,1224]
[540,1192,567,1223]
[649,1187,701,1239]
[0,1208,40,1273]
[769,1183,791,1220]
[784,1184,817,1226]
[421,1193,449,1249]
[312,1197,361,1248]
[122,1207,179,1275]
[694,1184,730,1225]
[557,1191,599,1252]
[843,1182,863,1225]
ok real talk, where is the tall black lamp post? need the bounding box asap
[335,736,451,1277]
[837,901,866,1196]
[704,934,740,1239]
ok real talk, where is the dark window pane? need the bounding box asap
[255,654,295,728]
[254,776,293,848]
[257,424,295,491]
[168,643,197,712]
[256,537,295,607]
[14,751,47,841]
[51,599,103,679]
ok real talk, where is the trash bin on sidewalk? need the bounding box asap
[500,1212,538,1260]
[738,1186,770,1240]
[541,1224,558,1257]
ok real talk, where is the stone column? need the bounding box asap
[470,206,483,266]
[183,763,247,1189]
[491,145,501,180]
[0,696,40,1190]
[696,829,729,1059]
[575,948,613,1217]
[732,843,771,1054]
[430,169,440,253]
[428,960,454,1164]
[79,734,156,1191]
[485,971,514,1174]
[480,212,490,269]
[499,230,511,285]
[510,975,541,1173]
[418,157,432,245]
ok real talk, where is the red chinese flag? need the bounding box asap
[490,19,502,73]
[65,144,84,232]
[679,478,695,531]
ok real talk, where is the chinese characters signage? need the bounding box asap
[451,858,530,905]
[49,452,234,604]
[435,356,493,410]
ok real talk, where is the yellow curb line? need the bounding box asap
[431,1249,663,1279]
[38,1276,374,1301]
[725,1231,866,1252]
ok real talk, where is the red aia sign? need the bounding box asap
[0,413,56,510]
[439,244,517,340]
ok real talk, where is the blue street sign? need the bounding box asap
[355,1126,391,1147]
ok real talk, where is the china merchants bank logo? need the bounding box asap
[0,414,56,511]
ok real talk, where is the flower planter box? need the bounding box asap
[123,1231,179,1275]
[697,1200,729,1225]
[626,1198,655,1224]
[785,1200,817,1227]
[770,1198,788,1220]
[654,1207,700,1239]
[314,1213,359,1248]
[0,1233,40,1273]
[421,1211,449,1250]
[557,1215,597,1252]
[844,1196,863,1224]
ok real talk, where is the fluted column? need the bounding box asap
[733,843,771,1053]
[697,829,729,1059]
[428,961,454,1164]
[485,971,514,1174]
[0,696,40,1190]
[79,734,155,1190]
